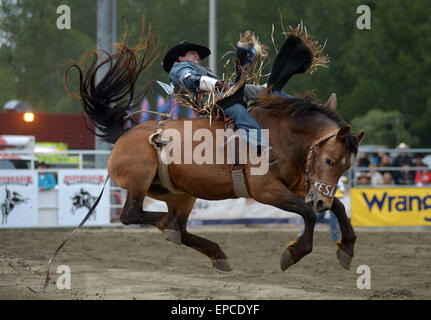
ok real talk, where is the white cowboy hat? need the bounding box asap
[397,142,409,149]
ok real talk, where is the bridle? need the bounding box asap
[305,130,339,199]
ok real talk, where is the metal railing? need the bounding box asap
[347,146,431,188]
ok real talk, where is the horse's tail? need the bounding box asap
[65,19,160,144]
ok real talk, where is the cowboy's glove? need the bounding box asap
[237,44,256,67]
[215,80,230,92]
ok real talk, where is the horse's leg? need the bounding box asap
[120,192,176,232]
[330,197,356,270]
[253,181,317,271]
[156,195,195,246]
[166,195,232,272]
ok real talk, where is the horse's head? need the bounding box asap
[252,91,364,211]
[305,124,364,212]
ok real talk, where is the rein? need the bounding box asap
[27,175,110,293]
[305,131,339,199]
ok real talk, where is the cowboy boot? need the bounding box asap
[267,35,313,92]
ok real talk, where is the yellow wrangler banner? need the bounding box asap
[351,187,431,226]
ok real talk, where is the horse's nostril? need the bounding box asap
[316,200,324,210]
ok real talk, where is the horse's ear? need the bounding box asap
[356,131,365,144]
[323,93,337,110]
[337,125,351,140]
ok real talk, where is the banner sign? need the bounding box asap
[57,170,110,226]
[351,187,431,226]
[142,197,299,223]
[0,170,38,228]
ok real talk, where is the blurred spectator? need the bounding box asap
[357,152,370,167]
[392,142,413,184]
[422,154,431,168]
[398,164,415,185]
[340,175,349,188]
[375,147,387,165]
[368,163,383,186]
[383,172,394,185]
[370,153,380,166]
[413,154,430,186]
[415,167,431,186]
[379,153,392,175]
[393,142,413,166]
[413,154,425,168]
[357,172,371,185]
[37,162,56,191]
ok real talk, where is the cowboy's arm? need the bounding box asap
[170,63,224,93]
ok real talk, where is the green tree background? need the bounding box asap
[0,0,430,147]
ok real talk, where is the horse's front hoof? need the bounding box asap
[163,229,181,245]
[336,249,352,270]
[280,250,295,271]
[213,259,232,272]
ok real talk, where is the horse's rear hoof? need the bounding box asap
[336,249,352,270]
[163,229,181,245]
[213,259,232,272]
[280,250,295,271]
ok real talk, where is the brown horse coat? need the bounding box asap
[105,93,363,272]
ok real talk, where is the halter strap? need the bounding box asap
[305,130,339,198]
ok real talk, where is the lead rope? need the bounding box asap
[27,175,110,293]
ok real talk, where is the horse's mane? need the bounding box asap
[256,91,360,155]
[257,92,346,125]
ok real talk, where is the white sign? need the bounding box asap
[143,197,298,222]
[57,170,110,227]
[0,170,38,228]
[189,198,298,220]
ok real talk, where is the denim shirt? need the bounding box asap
[169,61,220,93]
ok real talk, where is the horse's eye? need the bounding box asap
[325,157,334,166]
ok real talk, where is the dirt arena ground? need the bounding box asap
[0,225,430,300]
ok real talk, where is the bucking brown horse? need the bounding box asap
[66,29,364,273]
